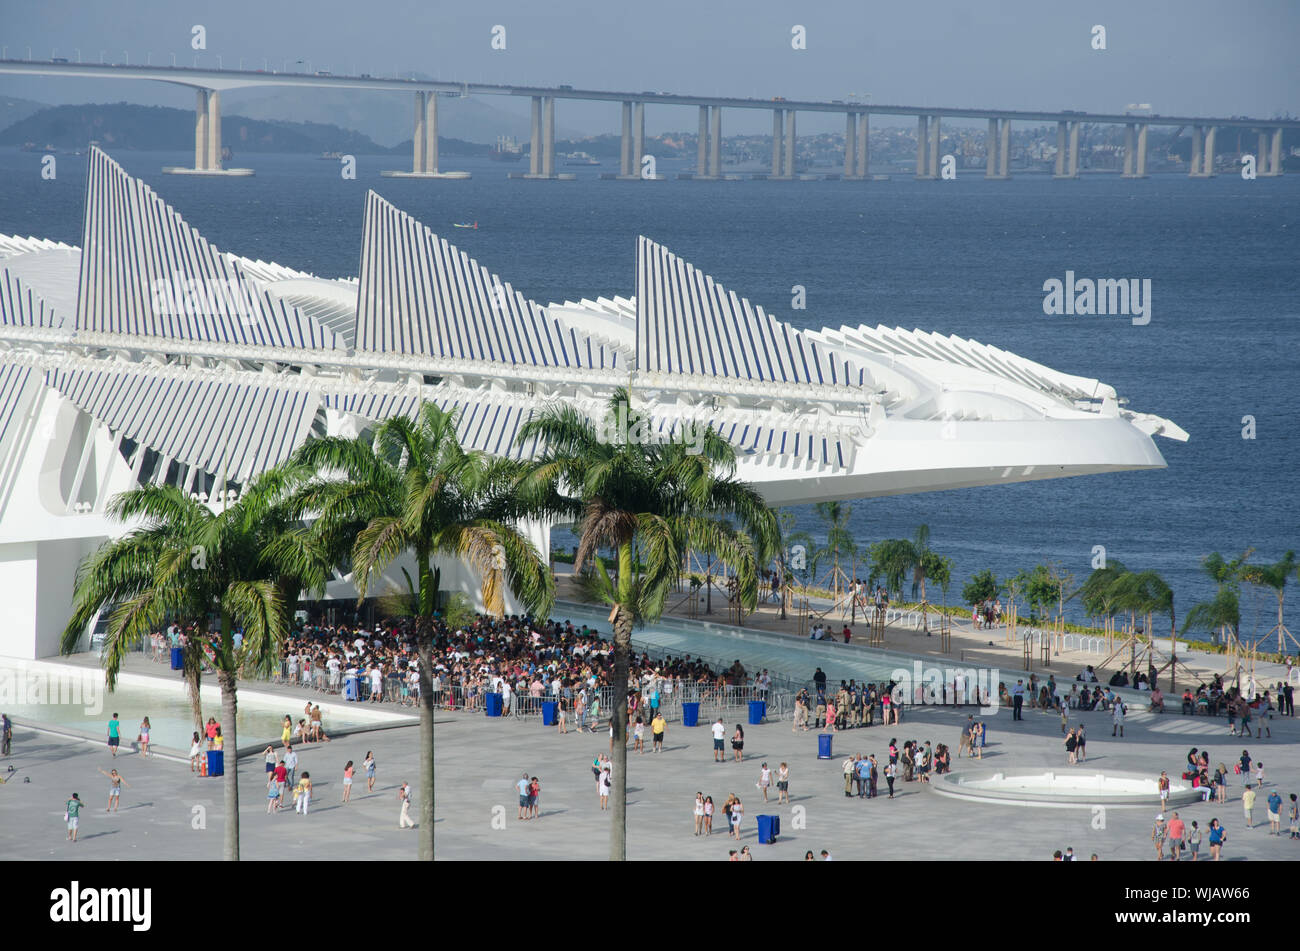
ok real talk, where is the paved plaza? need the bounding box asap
[4,663,1298,861]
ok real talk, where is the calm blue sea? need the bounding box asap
[2,147,1296,640]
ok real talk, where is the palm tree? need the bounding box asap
[1075,560,1128,636]
[61,467,328,861]
[1240,551,1298,655]
[811,501,855,602]
[292,403,554,861]
[867,538,914,602]
[516,389,779,861]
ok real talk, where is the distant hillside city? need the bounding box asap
[1,100,1296,173]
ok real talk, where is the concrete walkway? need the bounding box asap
[5,656,1297,860]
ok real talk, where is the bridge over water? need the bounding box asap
[1,59,1294,180]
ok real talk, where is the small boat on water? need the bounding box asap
[563,151,600,166]
[453,221,478,229]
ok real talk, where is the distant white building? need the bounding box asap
[0,148,1185,658]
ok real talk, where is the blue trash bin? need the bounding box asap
[170,646,184,670]
[485,692,503,717]
[748,700,766,725]
[206,750,224,777]
[343,675,359,701]
[817,733,833,759]
[757,814,781,844]
[681,702,700,727]
[541,700,558,726]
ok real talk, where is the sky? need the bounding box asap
[1,0,1297,136]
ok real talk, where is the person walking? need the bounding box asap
[1208,818,1226,860]
[843,754,856,797]
[107,713,121,758]
[1065,728,1078,765]
[516,771,531,820]
[712,718,726,762]
[266,769,280,813]
[758,762,772,802]
[1012,680,1024,720]
[884,761,897,799]
[342,761,355,803]
[98,768,129,813]
[1187,820,1202,861]
[1288,794,1299,840]
[557,697,568,734]
[598,767,611,810]
[1266,789,1282,835]
[1167,812,1185,861]
[693,792,705,835]
[868,754,879,798]
[731,724,745,762]
[352,750,370,792]
[64,792,83,843]
[1112,699,1126,737]
[777,762,790,804]
[1075,722,1086,762]
[294,772,312,815]
[189,732,203,773]
[137,717,152,757]
[1242,784,1256,828]
[1151,814,1167,860]
[729,796,744,840]
[1158,771,1170,811]
[398,782,415,828]
[2,712,11,756]
[651,711,666,753]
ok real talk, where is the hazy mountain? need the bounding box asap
[0,96,49,134]
[0,102,391,153]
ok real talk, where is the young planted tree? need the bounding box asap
[61,467,330,861]
[516,390,779,861]
[1240,551,1298,655]
[292,403,554,861]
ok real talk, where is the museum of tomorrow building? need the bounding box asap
[0,147,1186,658]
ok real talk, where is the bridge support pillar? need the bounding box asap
[999,117,1010,177]
[1202,126,1217,176]
[696,105,710,178]
[1136,123,1148,177]
[843,112,856,178]
[1267,127,1283,176]
[620,101,633,177]
[928,114,941,178]
[1068,121,1080,177]
[855,111,868,178]
[382,90,468,179]
[771,109,786,178]
[529,96,542,175]
[633,100,645,178]
[985,118,998,178]
[162,86,253,176]
[1122,123,1136,177]
[915,115,931,178]
[709,105,722,177]
[1054,121,1067,177]
[1189,125,1205,177]
[542,96,555,177]
[784,109,796,178]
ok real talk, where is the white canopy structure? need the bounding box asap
[0,147,1186,658]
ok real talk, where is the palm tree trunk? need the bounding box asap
[184,635,204,737]
[416,617,435,860]
[217,666,239,861]
[609,542,635,862]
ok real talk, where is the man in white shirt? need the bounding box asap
[711,718,726,762]
[327,654,342,691]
